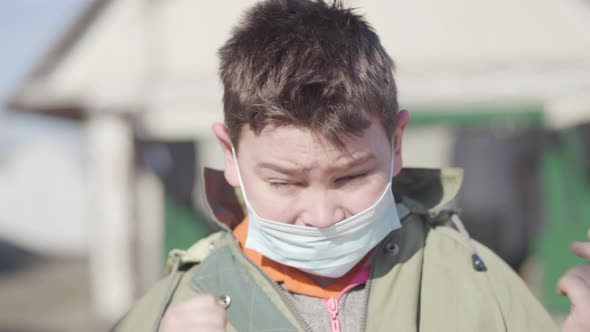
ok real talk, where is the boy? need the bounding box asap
[115,1,587,331]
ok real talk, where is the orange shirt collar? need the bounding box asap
[233,217,370,299]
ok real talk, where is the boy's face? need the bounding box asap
[213,111,409,228]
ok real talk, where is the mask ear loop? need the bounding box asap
[231,146,254,207]
[389,161,395,182]
[387,152,395,184]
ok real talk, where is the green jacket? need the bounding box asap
[114,168,557,332]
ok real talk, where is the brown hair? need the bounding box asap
[218,0,398,147]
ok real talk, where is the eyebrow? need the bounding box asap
[328,153,376,172]
[256,162,311,176]
[256,153,376,176]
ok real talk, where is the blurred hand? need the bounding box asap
[558,229,590,332]
[161,294,227,332]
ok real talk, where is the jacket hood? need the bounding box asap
[200,167,463,232]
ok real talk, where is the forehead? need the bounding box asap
[237,119,390,168]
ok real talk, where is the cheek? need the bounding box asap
[241,177,298,223]
[342,183,387,215]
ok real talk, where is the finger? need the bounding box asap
[174,300,227,328]
[176,294,226,313]
[558,272,590,309]
[570,265,590,284]
[571,241,590,262]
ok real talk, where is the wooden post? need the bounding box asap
[86,113,135,323]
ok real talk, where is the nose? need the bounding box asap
[300,191,346,229]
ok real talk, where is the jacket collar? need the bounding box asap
[200,167,463,232]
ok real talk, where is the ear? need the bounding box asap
[392,110,410,177]
[212,122,240,187]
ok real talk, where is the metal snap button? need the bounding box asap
[217,294,231,309]
[385,242,399,255]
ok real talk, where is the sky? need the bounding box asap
[0,0,88,106]
[0,0,88,153]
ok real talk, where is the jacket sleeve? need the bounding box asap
[111,271,187,332]
[422,225,558,332]
[474,240,558,332]
[112,233,228,331]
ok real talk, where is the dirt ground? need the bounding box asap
[0,258,110,332]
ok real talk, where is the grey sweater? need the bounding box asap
[280,283,369,332]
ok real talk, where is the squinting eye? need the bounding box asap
[269,181,293,188]
[337,172,368,182]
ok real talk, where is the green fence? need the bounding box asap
[409,105,589,314]
[163,194,212,264]
[538,129,590,313]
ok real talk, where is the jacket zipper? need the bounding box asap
[326,297,341,332]
[360,262,374,332]
[228,237,313,332]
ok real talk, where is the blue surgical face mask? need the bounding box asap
[231,147,401,278]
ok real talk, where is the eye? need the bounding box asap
[336,172,368,182]
[268,180,297,189]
